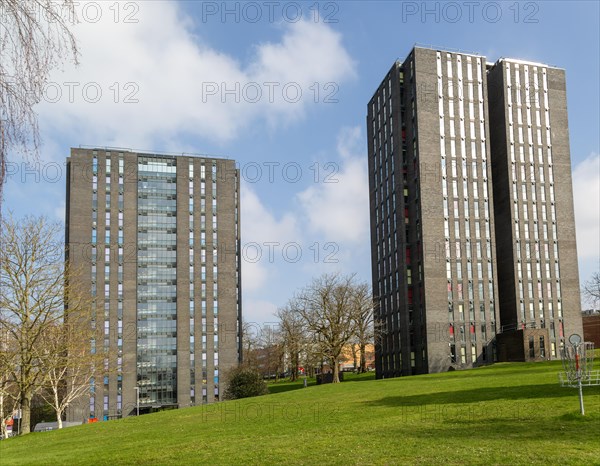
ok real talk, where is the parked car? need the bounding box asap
[33,421,82,432]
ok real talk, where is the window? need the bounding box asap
[529,336,535,358]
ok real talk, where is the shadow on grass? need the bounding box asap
[268,379,317,394]
[368,384,600,449]
[373,413,600,450]
[268,373,374,394]
[366,383,599,407]
[417,361,565,382]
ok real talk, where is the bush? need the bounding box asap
[223,366,269,400]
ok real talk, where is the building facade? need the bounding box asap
[368,47,583,378]
[582,312,600,347]
[66,148,241,420]
[487,59,583,359]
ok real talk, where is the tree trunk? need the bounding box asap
[0,392,5,438]
[20,392,32,435]
[332,358,340,383]
[360,343,367,373]
[351,345,358,371]
[55,389,63,428]
[291,352,299,382]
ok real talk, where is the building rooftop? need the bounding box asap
[73,145,232,161]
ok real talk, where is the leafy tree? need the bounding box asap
[223,366,268,400]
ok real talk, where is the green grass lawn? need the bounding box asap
[2,361,598,465]
[267,371,375,394]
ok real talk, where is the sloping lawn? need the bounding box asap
[1,361,598,465]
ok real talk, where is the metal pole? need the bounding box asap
[576,348,585,415]
[578,378,585,415]
[134,387,139,416]
[575,345,585,415]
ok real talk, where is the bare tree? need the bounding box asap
[37,312,100,429]
[257,324,284,381]
[0,214,83,434]
[276,305,307,382]
[352,283,374,373]
[345,342,358,371]
[293,273,361,384]
[241,320,261,369]
[0,0,79,207]
[582,272,600,310]
[0,343,19,437]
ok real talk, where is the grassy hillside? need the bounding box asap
[1,361,598,465]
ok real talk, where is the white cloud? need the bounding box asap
[240,182,300,292]
[573,153,600,262]
[297,126,369,243]
[36,2,356,149]
[242,299,280,326]
[239,127,372,321]
[250,19,356,127]
[241,182,299,246]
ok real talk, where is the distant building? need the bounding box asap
[66,148,241,420]
[582,313,600,347]
[339,343,375,371]
[367,47,583,378]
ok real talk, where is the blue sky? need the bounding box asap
[4,1,600,322]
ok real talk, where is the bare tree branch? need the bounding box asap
[0,213,95,434]
[291,273,366,383]
[276,305,307,381]
[36,312,101,429]
[351,282,374,373]
[582,272,600,310]
[0,0,79,210]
